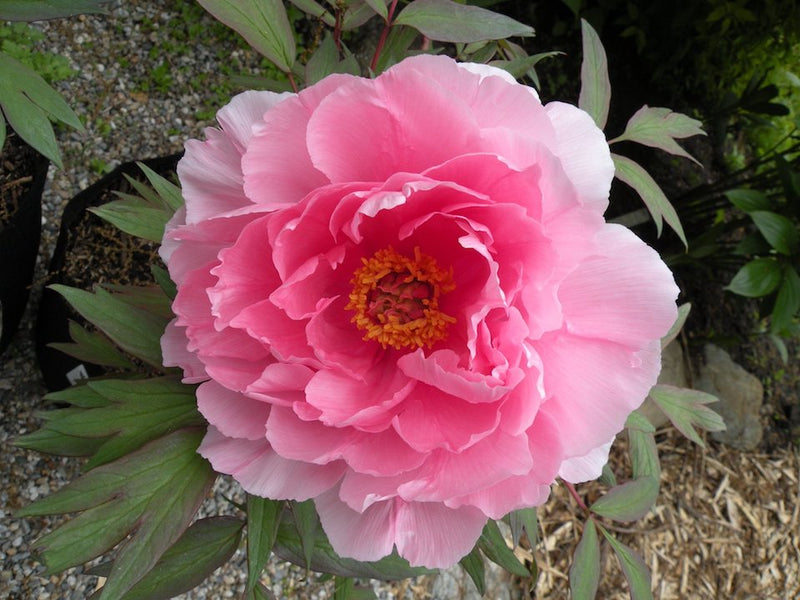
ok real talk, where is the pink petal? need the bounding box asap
[543,101,615,211]
[216,90,292,153]
[161,319,207,383]
[199,426,344,500]
[536,334,662,459]
[245,362,315,406]
[394,500,487,568]
[558,437,614,483]
[558,224,679,347]
[197,380,270,440]
[315,488,396,562]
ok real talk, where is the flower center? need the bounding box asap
[347,247,456,350]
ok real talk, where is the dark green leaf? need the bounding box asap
[102,284,173,320]
[394,0,534,43]
[137,162,184,213]
[333,577,377,600]
[291,499,319,570]
[246,495,283,593]
[273,510,433,579]
[734,232,771,256]
[726,258,783,298]
[590,477,659,523]
[18,429,216,600]
[649,384,726,447]
[245,583,277,600]
[772,267,800,334]
[363,0,388,20]
[599,526,653,600]
[612,153,687,247]
[0,109,6,150]
[197,0,295,71]
[749,211,799,255]
[118,517,243,600]
[151,265,177,301]
[724,188,770,212]
[373,25,418,74]
[14,427,107,457]
[49,320,137,370]
[286,0,334,26]
[0,0,108,20]
[610,105,704,165]
[569,519,600,600]
[508,506,538,547]
[0,78,60,166]
[459,547,486,595]
[578,19,610,130]
[89,199,170,242]
[42,377,203,469]
[43,381,113,408]
[477,520,529,577]
[490,51,562,81]
[50,284,167,368]
[305,35,360,84]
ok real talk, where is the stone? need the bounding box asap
[695,344,763,450]
[639,340,689,429]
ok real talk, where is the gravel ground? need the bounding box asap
[0,2,515,598]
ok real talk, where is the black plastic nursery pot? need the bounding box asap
[0,134,49,355]
[36,153,182,391]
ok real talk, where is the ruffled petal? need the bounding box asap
[197,380,270,440]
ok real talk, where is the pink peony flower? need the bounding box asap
[161,55,678,568]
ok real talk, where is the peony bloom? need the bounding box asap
[161,55,678,568]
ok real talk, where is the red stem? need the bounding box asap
[564,480,589,512]
[370,0,399,73]
[287,71,299,93]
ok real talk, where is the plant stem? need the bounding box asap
[564,480,589,512]
[287,71,299,93]
[370,0,399,73]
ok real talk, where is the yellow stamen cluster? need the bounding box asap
[346,246,456,350]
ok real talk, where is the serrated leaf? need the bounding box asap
[590,476,659,522]
[477,520,529,577]
[49,320,137,370]
[50,284,167,368]
[246,495,283,594]
[578,19,610,130]
[394,0,533,43]
[749,211,799,255]
[137,162,184,212]
[18,429,216,600]
[273,510,433,579]
[0,0,108,20]
[772,266,800,333]
[648,384,726,447]
[569,519,601,600]
[611,106,704,165]
[599,526,653,600]
[459,547,486,595]
[628,429,661,480]
[612,153,687,247]
[661,303,690,349]
[726,257,782,298]
[43,377,203,469]
[724,188,771,212]
[197,0,295,71]
[118,517,243,600]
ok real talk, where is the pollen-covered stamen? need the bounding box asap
[347,247,455,350]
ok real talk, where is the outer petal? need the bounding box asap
[558,438,614,483]
[161,319,207,383]
[196,380,270,440]
[216,89,292,153]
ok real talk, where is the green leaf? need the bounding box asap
[612,153,687,247]
[578,19,610,130]
[14,427,107,457]
[0,0,108,20]
[394,0,534,43]
[49,320,137,370]
[724,188,771,212]
[610,106,705,165]
[50,284,167,368]
[18,429,216,600]
[726,257,783,298]
[625,410,656,434]
[273,510,433,579]
[304,35,360,85]
[628,429,661,480]
[648,384,726,447]
[89,198,170,242]
[749,211,799,255]
[459,547,486,595]
[569,519,600,600]
[286,0,334,26]
[772,266,800,333]
[290,499,319,570]
[372,25,418,74]
[151,264,177,301]
[0,107,6,150]
[42,377,203,469]
[245,583,277,600]
[43,381,113,408]
[477,520,529,577]
[363,0,388,20]
[246,495,283,594]
[104,284,174,320]
[137,162,184,213]
[333,577,377,600]
[197,0,295,72]
[118,517,243,600]
[508,506,538,547]
[589,477,659,523]
[661,303,691,349]
[599,526,653,600]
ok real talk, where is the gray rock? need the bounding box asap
[695,344,763,450]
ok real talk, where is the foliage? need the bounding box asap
[15,3,725,599]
